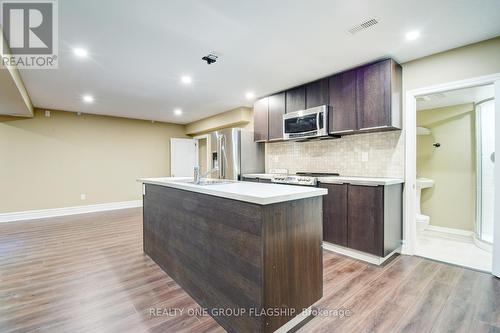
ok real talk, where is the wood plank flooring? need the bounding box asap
[0,208,499,333]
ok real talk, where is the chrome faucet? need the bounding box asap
[193,166,220,184]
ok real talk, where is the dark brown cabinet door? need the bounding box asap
[306,78,329,109]
[329,70,357,134]
[253,97,268,142]
[356,59,391,130]
[347,185,384,256]
[268,92,286,141]
[319,183,348,246]
[286,85,306,113]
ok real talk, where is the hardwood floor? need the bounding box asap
[1,208,499,333]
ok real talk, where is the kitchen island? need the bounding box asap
[139,177,327,333]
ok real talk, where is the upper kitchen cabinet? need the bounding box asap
[268,92,286,141]
[356,59,402,131]
[285,85,306,112]
[256,58,402,142]
[329,69,357,134]
[253,97,269,142]
[306,78,329,108]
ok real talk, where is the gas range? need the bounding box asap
[271,172,340,186]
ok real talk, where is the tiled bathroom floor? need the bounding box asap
[415,230,492,272]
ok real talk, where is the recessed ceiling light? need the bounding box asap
[73,48,88,57]
[82,95,94,103]
[405,30,420,41]
[245,92,255,100]
[181,75,192,84]
[174,108,182,116]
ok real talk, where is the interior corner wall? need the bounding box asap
[0,109,187,213]
[417,103,476,231]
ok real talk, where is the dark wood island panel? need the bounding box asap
[143,184,323,333]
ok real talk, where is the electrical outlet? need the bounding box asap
[45,110,51,117]
[361,152,369,162]
[80,193,86,200]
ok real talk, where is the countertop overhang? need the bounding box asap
[138,177,327,205]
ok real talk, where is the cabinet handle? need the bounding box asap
[359,125,389,131]
[331,129,354,134]
[350,182,380,186]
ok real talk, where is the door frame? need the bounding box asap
[403,73,500,273]
[193,134,210,173]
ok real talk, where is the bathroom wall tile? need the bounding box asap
[265,131,405,178]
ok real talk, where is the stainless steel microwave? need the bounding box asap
[283,105,330,140]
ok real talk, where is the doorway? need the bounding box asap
[194,134,210,176]
[414,85,494,271]
[404,74,500,276]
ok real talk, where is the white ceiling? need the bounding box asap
[18,0,500,124]
[417,85,495,110]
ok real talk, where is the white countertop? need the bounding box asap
[138,177,327,205]
[242,174,404,186]
[241,173,276,180]
[317,176,404,186]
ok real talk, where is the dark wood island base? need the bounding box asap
[143,184,323,332]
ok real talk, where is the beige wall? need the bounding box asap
[402,37,500,92]
[198,138,208,174]
[0,109,187,213]
[417,104,476,231]
[185,107,252,135]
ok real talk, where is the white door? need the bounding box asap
[170,138,196,177]
[493,81,500,277]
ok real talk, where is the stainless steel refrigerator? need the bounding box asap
[209,128,264,180]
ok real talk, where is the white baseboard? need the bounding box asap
[423,225,474,243]
[322,242,400,265]
[425,225,474,237]
[273,306,312,333]
[0,200,143,223]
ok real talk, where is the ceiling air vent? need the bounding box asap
[348,18,379,34]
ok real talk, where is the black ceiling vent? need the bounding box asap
[202,53,218,65]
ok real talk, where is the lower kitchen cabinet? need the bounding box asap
[320,183,348,247]
[347,185,384,256]
[319,182,402,257]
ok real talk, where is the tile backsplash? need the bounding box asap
[265,131,404,178]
